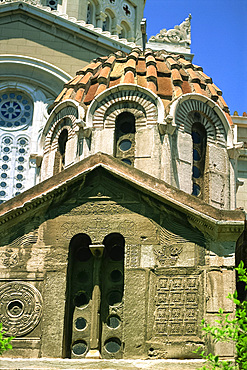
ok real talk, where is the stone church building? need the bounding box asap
[0,0,246,369]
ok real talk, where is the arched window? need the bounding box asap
[0,89,33,203]
[191,118,207,199]
[86,2,93,24]
[0,135,30,203]
[102,9,115,33]
[102,14,110,32]
[53,129,68,175]
[115,112,136,166]
[64,232,124,358]
[120,21,130,40]
[120,27,126,39]
[64,233,93,358]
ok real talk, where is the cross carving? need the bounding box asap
[123,4,130,16]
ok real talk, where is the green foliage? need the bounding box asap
[0,323,13,356]
[196,261,247,370]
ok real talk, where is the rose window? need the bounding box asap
[0,92,33,130]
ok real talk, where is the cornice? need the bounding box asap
[0,1,138,52]
[0,153,245,240]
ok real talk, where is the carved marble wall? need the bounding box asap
[0,170,237,359]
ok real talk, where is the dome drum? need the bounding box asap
[40,49,236,210]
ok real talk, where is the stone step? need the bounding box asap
[0,358,208,370]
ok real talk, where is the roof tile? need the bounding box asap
[172,69,183,84]
[192,82,204,95]
[67,75,82,86]
[173,85,183,98]
[198,71,212,83]
[95,83,106,96]
[166,56,180,69]
[123,70,135,84]
[187,68,200,82]
[109,77,121,88]
[212,83,222,96]
[137,75,147,88]
[147,64,157,79]
[147,80,157,94]
[62,88,75,101]
[111,62,125,79]
[99,66,111,81]
[54,49,228,116]
[104,55,116,66]
[157,76,173,98]
[156,60,171,76]
[178,57,193,69]
[181,80,192,94]
[207,84,219,101]
[84,83,99,104]
[193,64,203,72]
[76,61,100,75]
[146,54,156,65]
[179,68,189,81]
[74,87,85,103]
[128,50,139,60]
[218,95,229,112]
[125,58,136,70]
[79,72,93,86]
[225,112,233,126]
[136,60,146,74]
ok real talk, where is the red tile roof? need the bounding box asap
[55,48,231,121]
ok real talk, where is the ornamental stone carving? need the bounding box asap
[0,282,42,336]
[1,248,19,268]
[154,275,200,338]
[149,14,191,46]
[153,245,183,266]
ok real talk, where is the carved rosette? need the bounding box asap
[0,282,42,336]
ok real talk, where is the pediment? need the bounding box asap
[0,153,244,244]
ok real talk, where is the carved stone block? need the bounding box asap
[151,273,202,341]
[0,282,42,337]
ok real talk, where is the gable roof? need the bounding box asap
[0,153,244,238]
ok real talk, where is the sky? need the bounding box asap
[144,0,247,115]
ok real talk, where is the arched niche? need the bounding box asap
[171,94,232,208]
[120,20,131,40]
[63,232,125,359]
[40,100,82,180]
[86,84,164,129]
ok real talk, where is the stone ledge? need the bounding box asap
[0,358,209,370]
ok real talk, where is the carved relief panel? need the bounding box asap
[0,282,42,337]
[147,270,204,358]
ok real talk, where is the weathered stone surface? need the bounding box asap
[41,272,67,358]
[0,155,245,362]
[0,358,209,370]
[206,269,235,312]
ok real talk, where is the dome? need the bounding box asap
[54,48,231,122]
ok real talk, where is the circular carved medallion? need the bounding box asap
[0,282,42,336]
